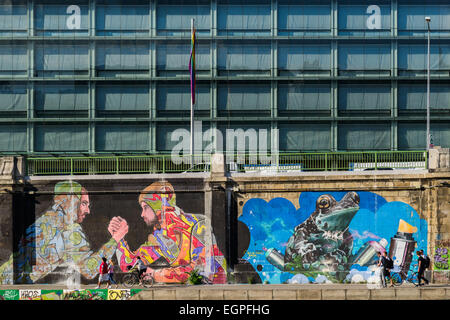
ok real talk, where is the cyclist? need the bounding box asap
[130,256,148,286]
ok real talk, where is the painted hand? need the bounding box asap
[108,216,129,243]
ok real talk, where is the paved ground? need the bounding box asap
[1,283,449,300]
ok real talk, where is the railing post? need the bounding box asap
[325,153,328,171]
[162,155,165,174]
[374,152,378,170]
[116,157,119,174]
[71,158,73,175]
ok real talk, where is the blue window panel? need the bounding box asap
[156,43,210,76]
[279,123,331,151]
[96,5,150,36]
[278,4,331,36]
[398,44,450,73]
[218,4,271,35]
[96,125,149,152]
[0,83,27,112]
[338,123,391,150]
[278,83,331,112]
[156,123,211,152]
[35,84,88,112]
[399,5,450,36]
[218,83,271,111]
[218,43,271,75]
[0,44,27,75]
[398,123,450,149]
[338,4,390,36]
[0,4,27,35]
[157,5,210,36]
[338,84,391,111]
[35,125,89,152]
[217,123,271,152]
[156,84,210,111]
[96,84,149,112]
[338,44,391,75]
[398,83,450,111]
[35,4,89,36]
[278,44,331,75]
[96,43,150,71]
[0,125,27,152]
[35,43,89,73]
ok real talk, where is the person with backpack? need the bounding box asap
[96,257,111,289]
[417,250,430,286]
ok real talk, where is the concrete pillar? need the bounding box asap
[429,147,450,171]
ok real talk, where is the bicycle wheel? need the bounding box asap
[142,275,154,288]
[122,273,137,288]
[390,272,403,286]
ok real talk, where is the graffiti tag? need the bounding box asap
[19,290,41,300]
[434,246,449,270]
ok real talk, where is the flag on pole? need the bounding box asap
[189,24,196,105]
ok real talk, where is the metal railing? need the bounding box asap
[27,154,210,176]
[26,151,427,176]
[225,150,428,173]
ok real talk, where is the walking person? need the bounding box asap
[108,259,118,288]
[417,250,430,286]
[96,257,111,289]
[381,251,394,287]
[376,251,385,288]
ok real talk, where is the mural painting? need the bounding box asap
[239,191,428,284]
[0,180,226,285]
[0,289,141,300]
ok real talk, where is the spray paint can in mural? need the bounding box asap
[265,248,285,271]
[388,219,417,274]
[352,238,388,266]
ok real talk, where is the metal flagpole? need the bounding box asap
[190,18,195,166]
[426,17,431,151]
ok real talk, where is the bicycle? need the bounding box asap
[122,266,154,288]
[389,264,419,286]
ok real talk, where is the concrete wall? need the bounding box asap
[0,156,449,285]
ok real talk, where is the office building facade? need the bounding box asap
[0,0,449,156]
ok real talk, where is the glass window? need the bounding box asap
[398,82,450,112]
[0,43,27,76]
[96,42,150,77]
[398,43,450,76]
[0,125,27,152]
[0,83,27,114]
[157,4,210,36]
[338,4,390,36]
[218,43,271,76]
[338,123,391,150]
[399,4,450,36]
[34,83,89,116]
[338,83,391,113]
[278,3,331,36]
[156,83,210,116]
[278,44,331,76]
[338,44,391,76]
[35,42,89,76]
[35,124,88,152]
[218,2,271,35]
[35,4,89,36]
[96,4,150,36]
[279,123,331,152]
[156,42,210,76]
[96,84,149,116]
[218,83,271,115]
[156,122,211,153]
[278,82,331,114]
[96,124,149,152]
[398,122,450,149]
[217,122,271,153]
[0,3,27,36]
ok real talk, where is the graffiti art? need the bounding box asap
[239,191,428,284]
[0,180,226,285]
